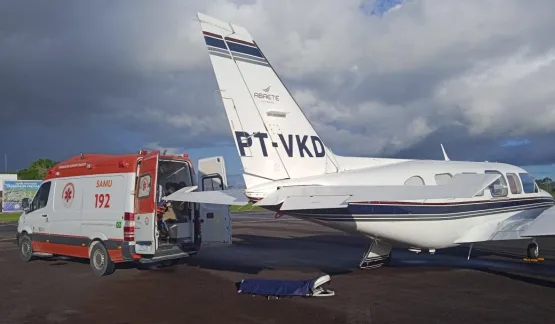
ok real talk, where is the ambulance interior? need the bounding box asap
[156,159,195,244]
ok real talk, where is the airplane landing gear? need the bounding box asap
[526,241,539,259]
[359,239,392,269]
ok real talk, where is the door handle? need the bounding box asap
[42,214,47,217]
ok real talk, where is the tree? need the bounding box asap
[536,177,554,196]
[17,158,58,180]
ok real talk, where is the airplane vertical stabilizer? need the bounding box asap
[197,13,339,189]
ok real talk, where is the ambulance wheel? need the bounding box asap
[19,234,35,262]
[90,242,116,276]
[526,242,539,259]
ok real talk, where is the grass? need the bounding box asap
[230,202,265,212]
[0,212,22,222]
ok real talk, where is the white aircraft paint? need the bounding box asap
[166,13,555,267]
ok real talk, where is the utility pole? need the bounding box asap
[4,153,7,173]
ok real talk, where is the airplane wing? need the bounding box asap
[455,206,555,243]
[163,186,250,206]
[162,173,500,209]
[521,206,555,237]
[255,173,500,210]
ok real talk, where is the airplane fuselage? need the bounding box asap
[245,158,555,249]
[178,13,555,264]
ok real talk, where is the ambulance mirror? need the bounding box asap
[21,198,30,212]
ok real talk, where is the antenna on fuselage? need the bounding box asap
[440,143,450,161]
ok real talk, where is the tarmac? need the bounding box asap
[1,212,555,324]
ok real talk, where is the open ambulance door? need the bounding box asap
[198,156,232,246]
[134,151,159,255]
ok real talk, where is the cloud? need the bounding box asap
[1,0,555,170]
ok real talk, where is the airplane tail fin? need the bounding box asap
[197,13,339,189]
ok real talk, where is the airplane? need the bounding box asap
[165,12,555,269]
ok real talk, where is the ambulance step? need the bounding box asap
[137,242,197,264]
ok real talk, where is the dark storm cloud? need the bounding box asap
[1,0,555,171]
[0,0,229,168]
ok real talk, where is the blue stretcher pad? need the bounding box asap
[237,274,335,298]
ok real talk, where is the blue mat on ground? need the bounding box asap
[236,274,335,297]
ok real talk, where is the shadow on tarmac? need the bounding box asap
[11,228,555,288]
[188,234,555,288]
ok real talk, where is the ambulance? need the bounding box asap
[16,150,232,276]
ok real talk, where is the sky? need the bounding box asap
[1,0,554,186]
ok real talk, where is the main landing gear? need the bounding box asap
[359,239,392,269]
[526,241,539,259]
[524,240,544,262]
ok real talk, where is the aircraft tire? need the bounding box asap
[526,242,539,259]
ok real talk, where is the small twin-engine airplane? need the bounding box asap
[166,12,555,268]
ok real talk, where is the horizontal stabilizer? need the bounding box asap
[256,173,501,209]
[163,186,249,206]
[521,206,555,237]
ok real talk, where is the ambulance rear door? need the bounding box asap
[198,156,232,245]
[134,151,159,255]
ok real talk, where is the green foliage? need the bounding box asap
[17,158,58,180]
[536,177,554,196]
[0,212,22,222]
[230,202,265,212]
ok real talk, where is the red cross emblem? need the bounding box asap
[62,183,75,207]
[142,179,148,191]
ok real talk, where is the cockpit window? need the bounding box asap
[518,173,538,194]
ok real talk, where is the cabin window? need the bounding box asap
[434,173,452,185]
[404,176,425,186]
[519,172,538,193]
[457,172,484,196]
[137,174,151,198]
[485,170,508,197]
[506,173,522,194]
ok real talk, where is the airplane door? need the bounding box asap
[198,156,232,245]
[134,151,159,255]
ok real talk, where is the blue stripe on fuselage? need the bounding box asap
[292,197,555,216]
[226,41,263,58]
[204,36,227,50]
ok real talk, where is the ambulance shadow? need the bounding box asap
[41,255,158,271]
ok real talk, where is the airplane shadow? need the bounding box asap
[187,233,555,287]
[28,232,555,287]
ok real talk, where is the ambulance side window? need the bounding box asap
[30,182,52,212]
[202,175,224,191]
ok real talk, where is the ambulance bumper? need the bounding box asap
[135,242,198,264]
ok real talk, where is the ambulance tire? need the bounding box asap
[89,242,116,276]
[19,234,35,262]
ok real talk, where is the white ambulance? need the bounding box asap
[16,151,232,276]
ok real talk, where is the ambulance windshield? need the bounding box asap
[158,160,193,197]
